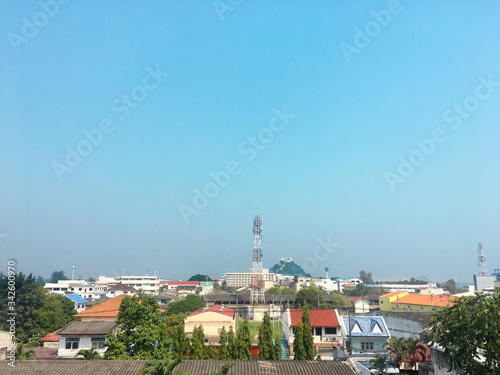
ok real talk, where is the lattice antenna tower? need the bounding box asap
[250,215,265,305]
[477,243,488,275]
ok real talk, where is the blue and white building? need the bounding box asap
[341,316,391,355]
[65,294,88,313]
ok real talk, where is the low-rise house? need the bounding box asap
[57,321,118,358]
[184,305,235,343]
[105,284,136,299]
[349,297,370,314]
[66,294,88,313]
[282,308,343,355]
[39,329,61,349]
[341,316,390,355]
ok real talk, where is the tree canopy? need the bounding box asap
[0,272,75,341]
[359,270,374,284]
[296,286,324,308]
[166,295,206,316]
[49,270,68,283]
[104,295,169,359]
[188,274,212,282]
[258,312,274,360]
[426,290,500,374]
[301,303,314,360]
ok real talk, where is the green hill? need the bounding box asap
[271,258,310,277]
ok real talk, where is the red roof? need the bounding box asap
[189,305,235,319]
[40,329,60,342]
[289,309,340,328]
[74,295,165,319]
[349,297,362,302]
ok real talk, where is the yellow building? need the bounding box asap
[379,291,456,312]
[184,305,236,343]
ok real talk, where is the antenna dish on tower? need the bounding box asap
[477,243,488,275]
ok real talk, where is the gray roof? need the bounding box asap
[0,360,357,375]
[376,311,432,325]
[176,360,356,375]
[58,321,118,336]
[0,360,148,375]
[108,283,136,292]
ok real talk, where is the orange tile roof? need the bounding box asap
[188,305,235,318]
[381,291,406,298]
[289,309,340,328]
[398,294,457,307]
[74,295,166,319]
[74,294,129,318]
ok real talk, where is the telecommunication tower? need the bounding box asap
[250,215,265,305]
[477,243,488,275]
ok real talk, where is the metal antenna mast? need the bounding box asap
[478,243,488,275]
[250,215,265,305]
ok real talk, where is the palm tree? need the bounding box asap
[405,337,427,371]
[370,355,389,374]
[139,358,184,375]
[15,342,36,360]
[75,346,102,359]
[383,337,407,369]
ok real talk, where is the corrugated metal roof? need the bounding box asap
[0,360,357,375]
[66,294,88,304]
[176,360,357,375]
[58,321,118,336]
[0,360,148,375]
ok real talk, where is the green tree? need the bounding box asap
[301,303,314,360]
[0,273,74,341]
[139,358,183,375]
[258,312,274,360]
[218,326,230,359]
[235,317,252,360]
[266,285,296,295]
[188,274,212,282]
[370,355,388,374]
[171,323,189,359]
[272,336,282,360]
[75,346,102,359]
[359,271,374,284]
[49,270,68,283]
[442,279,465,294]
[190,325,205,359]
[384,337,408,369]
[426,290,500,374]
[14,342,36,360]
[104,295,169,359]
[405,337,427,371]
[296,286,323,308]
[292,319,305,360]
[166,295,205,316]
[227,326,236,359]
[328,291,350,308]
[206,344,218,360]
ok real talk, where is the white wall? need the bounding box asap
[58,336,106,358]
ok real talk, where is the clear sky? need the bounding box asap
[1,1,499,283]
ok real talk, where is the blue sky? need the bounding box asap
[1,0,499,283]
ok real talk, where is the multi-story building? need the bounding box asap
[116,275,160,295]
[224,270,276,288]
[379,291,456,312]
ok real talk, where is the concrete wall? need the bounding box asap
[185,311,235,337]
[58,336,106,358]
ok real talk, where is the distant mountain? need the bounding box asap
[271,258,310,277]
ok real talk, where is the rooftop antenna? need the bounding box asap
[250,215,265,305]
[478,243,488,275]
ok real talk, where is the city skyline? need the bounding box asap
[1,1,500,283]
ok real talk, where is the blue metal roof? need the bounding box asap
[66,294,88,304]
[342,316,390,337]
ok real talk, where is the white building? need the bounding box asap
[57,321,118,358]
[116,275,160,295]
[224,270,276,288]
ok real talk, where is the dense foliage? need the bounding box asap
[301,303,314,360]
[235,317,252,360]
[426,290,500,374]
[271,259,310,276]
[0,272,75,341]
[166,295,206,316]
[258,312,274,359]
[104,295,170,359]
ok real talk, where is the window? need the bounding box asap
[315,327,321,336]
[91,337,106,349]
[361,341,374,351]
[65,337,79,350]
[325,327,336,335]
